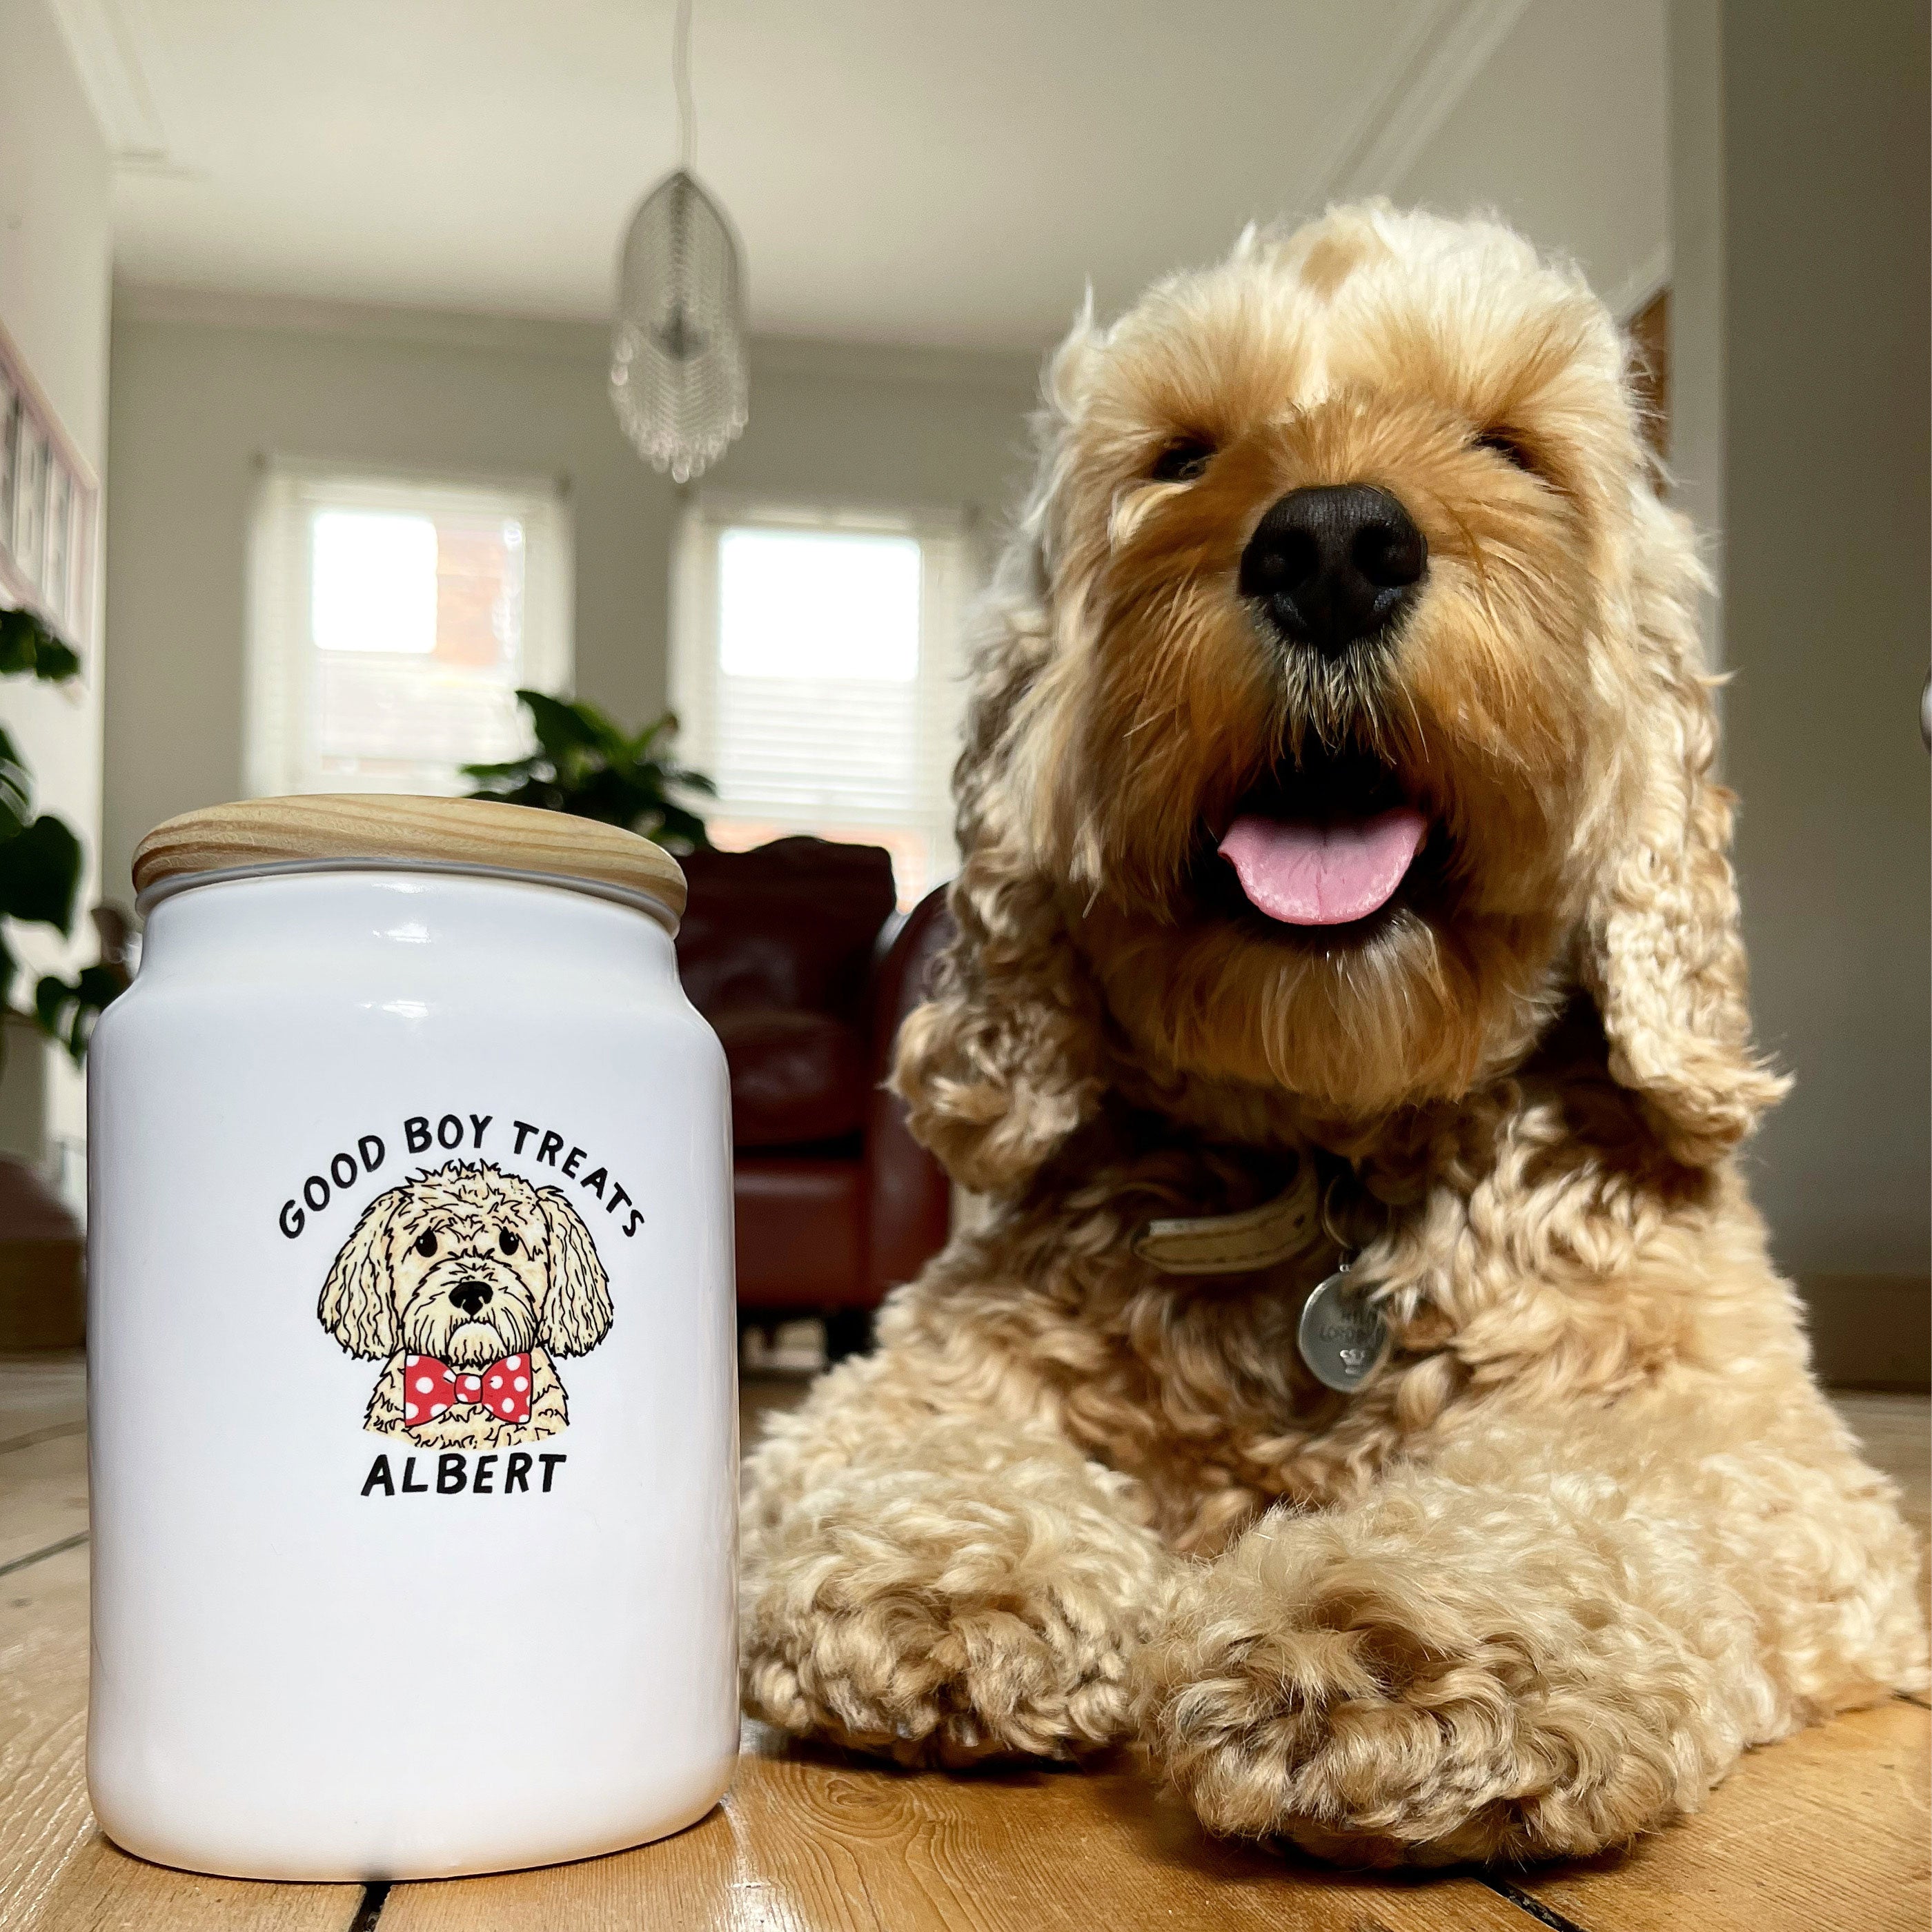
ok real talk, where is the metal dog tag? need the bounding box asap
[1297,1262,1390,1394]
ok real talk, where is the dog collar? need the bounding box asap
[1132,1179,1392,1394]
[1130,1177,1323,1275]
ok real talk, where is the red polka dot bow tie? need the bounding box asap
[402,1352,532,1425]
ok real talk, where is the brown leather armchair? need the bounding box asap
[674,838,954,1354]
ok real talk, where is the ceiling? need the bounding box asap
[55,0,1667,348]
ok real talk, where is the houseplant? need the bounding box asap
[0,606,124,1068]
[462,689,716,851]
[0,606,112,1348]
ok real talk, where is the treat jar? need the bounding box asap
[86,796,738,1880]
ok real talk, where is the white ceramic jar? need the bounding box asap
[86,796,738,1881]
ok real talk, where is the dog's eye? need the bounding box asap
[1475,428,1537,473]
[1150,437,1216,484]
[414,1230,437,1258]
[500,1229,520,1256]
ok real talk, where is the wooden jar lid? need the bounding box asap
[132,795,687,923]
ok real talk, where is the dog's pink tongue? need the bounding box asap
[1219,807,1426,925]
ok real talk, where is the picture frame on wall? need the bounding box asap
[0,319,97,650]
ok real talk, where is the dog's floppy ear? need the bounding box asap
[317,1187,406,1358]
[537,1186,613,1356]
[891,504,1107,1196]
[1577,488,1789,1166]
[894,849,1103,1199]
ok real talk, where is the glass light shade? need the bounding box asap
[609,170,749,484]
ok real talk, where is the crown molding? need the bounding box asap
[1321,0,1532,202]
[1606,243,1673,324]
[112,282,1045,392]
[48,0,176,168]
[112,282,611,357]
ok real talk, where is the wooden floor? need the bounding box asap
[3,1357,1926,1932]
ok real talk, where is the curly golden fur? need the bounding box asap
[740,204,1927,1864]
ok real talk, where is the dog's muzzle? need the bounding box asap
[406,1254,538,1363]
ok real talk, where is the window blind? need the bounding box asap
[246,463,572,800]
[673,496,975,907]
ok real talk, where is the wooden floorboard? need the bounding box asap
[0,1356,86,1443]
[0,1432,88,1573]
[1503,1698,1931,1932]
[380,1722,1529,1932]
[1,1355,1925,1930]
[0,1545,94,1928]
[0,1542,362,1932]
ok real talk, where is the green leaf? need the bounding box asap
[0,607,81,683]
[32,963,124,1065]
[0,610,35,677]
[460,689,714,848]
[32,635,80,682]
[74,962,123,1003]
[0,814,81,931]
[651,801,713,851]
[562,768,633,826]
[516,690,600,756]
[576,703,631,762]
[627,715,669,760]
[471,775,564,814]
[32,973,66,1034]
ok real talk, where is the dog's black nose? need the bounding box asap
[1239,484,1427,653]
[448,1282,494,1316]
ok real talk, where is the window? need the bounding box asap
[247,464,571,798]
[673,497,974,907]
[0,324,98,648]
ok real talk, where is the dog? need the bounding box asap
[740,204,1929,1866]
[319,1159,612,1449]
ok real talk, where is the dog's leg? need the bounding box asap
[742,1341,1179,1765]
[1135,1377,1927,1865]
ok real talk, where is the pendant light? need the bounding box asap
[609,0,748,483]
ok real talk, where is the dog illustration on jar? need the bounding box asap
[317,1160,613,1449]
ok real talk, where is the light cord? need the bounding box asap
[673,0,694,172]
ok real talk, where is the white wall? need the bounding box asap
[0,0,113,1189]
[1664,0,1724,653]
[1393,0,1670,318]
[101,299,1038,902]
[1699,0,1929,1379]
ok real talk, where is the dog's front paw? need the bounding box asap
[742,1432,1175,1766]
[1136,1505,1737,1866]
